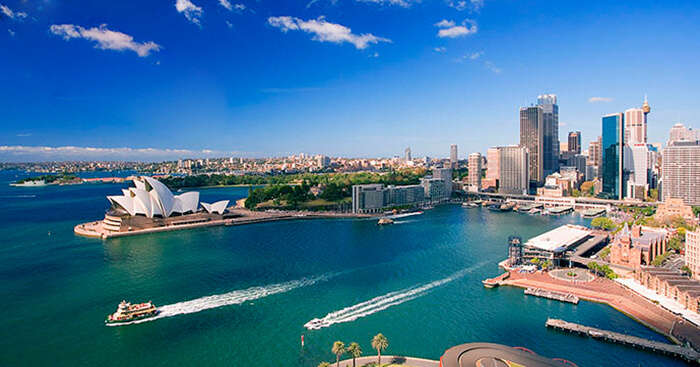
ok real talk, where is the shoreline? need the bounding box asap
[74,208,374,239]
[487,270,699,349]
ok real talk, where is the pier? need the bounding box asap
[545,318,700,363]
[525,288,579,304]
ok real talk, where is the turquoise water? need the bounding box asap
[0,170,686,366]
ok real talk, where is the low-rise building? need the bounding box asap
[351,183,426,214]
[635,266,700,314]
[610,224,668,269]
[655,198,697,224]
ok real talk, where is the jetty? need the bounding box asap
[545,318,700,363]
[525,288,579,304]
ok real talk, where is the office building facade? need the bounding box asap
[450,144,458,168]
[568,131,581,155]
[602,113,625,199]
[537,94,560,176]
[351,184,425,214]
[661,141,700,206]
[433,167,453,197]
[467,152,482,192]
[520,105,544,185]
[498,146,529,195]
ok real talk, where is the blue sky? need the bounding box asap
[1,0,699,161]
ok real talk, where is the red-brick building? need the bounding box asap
[609,224,668,269]
[635,266,700,314]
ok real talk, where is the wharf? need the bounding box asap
[525,288,579,304]
[545,318,700,363]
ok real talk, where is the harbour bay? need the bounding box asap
[0,171,687,366]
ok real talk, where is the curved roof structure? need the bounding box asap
[107,176,201,218]
[201,200,229,215]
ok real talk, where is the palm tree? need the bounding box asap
[371,333,388,366]
[347,342,362,367]
[332,341,346,367]
[318,362,331,367]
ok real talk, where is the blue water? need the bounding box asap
[0,170,686,366]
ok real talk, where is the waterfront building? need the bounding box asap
[420,178,449,202]
[450,144,458,168]
[107,176,202,218]
[687,230,700,281]
[654,198,697,224]
[568,131,581,155]
[485,147,500,189]
[522,224,592,265]
[537,94,560,176]
[602,112,625,199]
[467,152,482,192]
[351,183,425,214]
[520,105,544,185]
[662,141,700,205]
[433,167,453,197]
[497,146,529,195]
[610,224,668,269]
[635,266,700,313]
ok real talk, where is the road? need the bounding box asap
[337,355,439,367]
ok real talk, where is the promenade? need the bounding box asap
[497,270,700,351]
[337,355,438,367]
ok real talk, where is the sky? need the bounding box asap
[1,0,700,162]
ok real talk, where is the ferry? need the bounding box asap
[105,300,159,325]
[378,217,394,225]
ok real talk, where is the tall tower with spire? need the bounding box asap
[642,95,651,144]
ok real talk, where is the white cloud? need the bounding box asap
[0,145,239,162]
[16,133,31,137]
[434,46,446,53]
[434,19,455,28]
[175,0,203,26]
[268,16,391,50]
[0,4,27,20]
[484,60,501,73]
[50,24,161,57]
[356,0,417,7]
[226,20,233,28]
[435,19,477,38]
[589,96,613,103]
[447,0,484,12]
[235,3,246,10]
[469,51,482,59]
[218,0,232,10]
[8,28,15,36]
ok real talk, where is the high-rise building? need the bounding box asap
[405,147,412,161]
[626,145,649,200]
[433,167,453,197]
[498,146,529,195]
[686,230,700,281]
[317,155,330,168]
[668,123,700,145]
[520,105,544,185]
[624,108,646,144]
[450,144,458,168]
[602,113,625,199]
[484,148,500,190]
[568,131,581,155]
[352,184,425,214]
[662,141,700,206]
[467,152,482,192]
[588,136,602,168]
[537,94,560,176]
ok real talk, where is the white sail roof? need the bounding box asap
[106,176,202,218]
[201,200,229,215]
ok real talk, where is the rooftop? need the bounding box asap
[525,224,591,252]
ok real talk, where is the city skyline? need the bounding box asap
[2,0,700,161]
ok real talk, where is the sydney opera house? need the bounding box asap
[97,176,230,233]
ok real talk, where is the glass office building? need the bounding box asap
[602,113,624,199]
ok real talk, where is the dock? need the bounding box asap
[545,318,700,363]
[525,288,579,304]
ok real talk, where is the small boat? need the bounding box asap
[377,217,394,225]
[462,202,478,208]
[304,318,325,330]
[105,300,159,325]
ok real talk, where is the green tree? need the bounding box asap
[332,341,346,367]
[591,217,616,230]
[318,362,331,367]
[371,333,388,366]
[347,342,362,367]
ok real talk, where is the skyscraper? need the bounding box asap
[450,144,458,168]
[625,108,645,144]
[588,136,602,168]
[662,140,700,206]
[467,152,482,192]
[602,113,625,199]
[668,123,700,145]
[433,167,453,197]
[568,131,581,154]
[520,105,544,185]
[484,147,500,190]
[405,147,412,161]
[498,146,529,195]
[537,94,560,176]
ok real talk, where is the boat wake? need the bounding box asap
[106,272,337,327]
[304,262,487,330]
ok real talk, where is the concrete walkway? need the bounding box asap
[335,355,439,367]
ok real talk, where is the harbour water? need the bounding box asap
[0,170,687,366]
